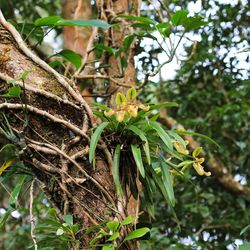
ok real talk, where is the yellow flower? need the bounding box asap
[104,109,115,117]
[102,88,150,122]
[127,105,138,117]
[116,110,126,122]
[193,157,211,176]
[173,141,189,155]
[0,160,13,175]
[138,104,150,111]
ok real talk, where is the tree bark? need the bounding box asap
[0,10,117,248]
[0,0,143,246]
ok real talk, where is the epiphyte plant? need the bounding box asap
[89,88,211,210]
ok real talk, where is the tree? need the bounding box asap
[0,1,249,249]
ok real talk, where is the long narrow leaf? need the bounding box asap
[89,102,110,111]
[9,175,26,208]
[89,122,110,164]
[127,125,151,165]
[131,144,145,178]
[147,166,172,206]
[112,145,123,196]
[172,130,220,148]
[0,210,11,228]
[149,121,173,151]
[168,131,186,148]
[160,161,175,206]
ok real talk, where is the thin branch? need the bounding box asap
[32,158,60,173]
[29,179,38,250]
[27,138,116,206]
[0,102,89,140]
[0,73,82,110]
[158,0,172,18]
[0,10,95,126]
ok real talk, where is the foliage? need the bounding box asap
[90,88,212,213]
[88,216,149,249]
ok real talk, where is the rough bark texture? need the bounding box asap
[0,12,117,247]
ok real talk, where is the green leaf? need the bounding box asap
[172,130,220,148]
[184,15,207,31]
[160,161,175,206]
[239,243,250,250]
[171,10,189,26]
[107,221,120,233]
[123,227,150,242]
[10,21,44,43]
[168,131,186,149]
[240,225,250,235]
[156,22,171,37]
[149,121,173,151]
[93,110,109,121]
[35,16,62,26]
[122,34,136,52]
[9,175,27,208]
[131,144,145,178]
[107,232,120,241]
[63,215,73,226]
[102,245,115,250]
[122,215,136,225]
[148,166,171,205]
[127,125,151,165]
[2,86,21,97]
[19,69,32,80]
[52,50,82,69]
[55,19,111,29]
[89,122,110,164]
[149,113,160,121]
[0,210,11,229]
[48,60,64,68]
[118,15,155,25]
[120,56,128,69]
[112,145,123,196]
[90,102,110,111]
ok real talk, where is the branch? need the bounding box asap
[0,103,89,140]
[0,10,95,126]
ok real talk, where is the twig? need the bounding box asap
[179,40,198,62]
[38,180,63,220]
[0,103,89,140]
[27,138,116,206]
[32,158,60,173]
[30,179,38,250]
[158,0,172,18]
[0,73,81,110]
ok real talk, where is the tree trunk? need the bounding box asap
[0,11,115,248]
[0,0,141,246]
